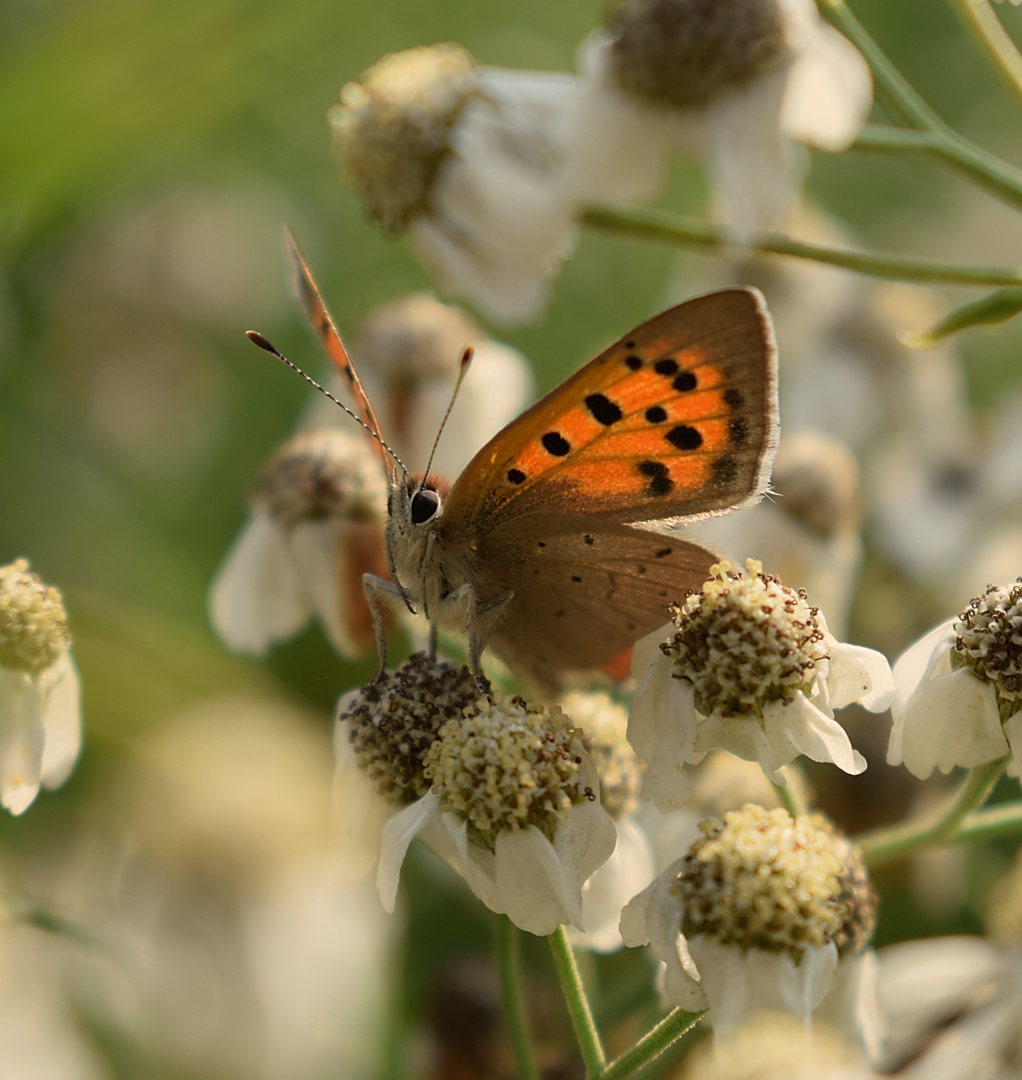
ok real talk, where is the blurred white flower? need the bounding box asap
[373,685,616,935]
[209,427,389,659]
[0,559,81,815]
[305,292,535,482]
[692,430,863,636]
[875,936,1022,1078]
[629,559,893,808]
[566,0,872,234]
[330,45,581,325]
[620,805,879,1046]
[888,582,1022,779]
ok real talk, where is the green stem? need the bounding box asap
[582,205,1022,287]
[954,800,1022,844]
[851,123,1022,211]
[857,758,1007,867]
[495,917,539,1080]
[946,0,1022,111]
[818,0,1022,208]
[601,1008,704,1080]
[817,0,941,130]
[548,926,606,1078]
[774,767,809,818]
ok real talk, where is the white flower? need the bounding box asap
[566,0,872,235]
[376,691,617,936]
[0,559,82,815]
[629,559,893,810]
[330,45,582,325]
[620,805,879,1046]
[875,936,1022,1078]
[209,427,388,659]
[305,292,536,482]
[888,582,1022,779]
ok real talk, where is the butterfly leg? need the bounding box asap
[427,621,438,662]
[440,584,513,695]
[362,573,406,681]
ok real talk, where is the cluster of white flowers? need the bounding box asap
[329,0,872,325]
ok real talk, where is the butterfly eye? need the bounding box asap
[410,488,441,525]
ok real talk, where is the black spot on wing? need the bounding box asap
[654,358,679,376]
[673,371,697,392]
[724,387,744,408]
[507,468,526,484]
[713,455,739,485]
[585,393,623,426]
[645,406,667,423]
[637,460,674,497]
[655,547,672,558]
[666,425,703,451]
[625,355,642,371]
[584,535,595,546]
[542,431,571,456]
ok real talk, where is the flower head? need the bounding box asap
[209,426,388,659]
[566,0,872,234]
[629,560,893,808]
[0,560,82,815]
[331,44,479,233]
[376,689,616,935]
[331,47,581,324]
[888,580,1022,779]
[607,0,790,109]
[340,652,483,807]
[621,804,877,1040]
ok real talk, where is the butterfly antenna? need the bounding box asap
[418,346,474,491]
[245,331,408,476]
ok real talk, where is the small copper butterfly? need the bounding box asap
[251,232,779,692]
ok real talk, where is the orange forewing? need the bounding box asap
[443,289,777,533]
[284,229,392,474]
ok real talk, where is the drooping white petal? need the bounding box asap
[816,950,884,1063]
[689,936,838,1038]
[331,724,392,879]
[376,791,440,913]
[704,64,801,237]
[495,825,583,935]
[288,520,359,658]
[781,24,873,151]
[1001,712,1022,778]
[442,812,503,912]
[38,653,82,790]
[691,709,784,782]
[887,667,1006,779]
[630,665,697,810]
[572,815,655,953]
[563,33,681,205]
[891,619,958,713]
[761,695,867,778]
[209,510,310,656]
[0,668,47,815]
[827,639,895,712]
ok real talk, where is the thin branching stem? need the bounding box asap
[857,758,1007,867]
[582,205,1022,287]
[549,926,606,1078]
[946,0,1022,111]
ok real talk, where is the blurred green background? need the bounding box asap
[3,0,1022,1075]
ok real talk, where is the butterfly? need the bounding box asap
[250,232,779,693]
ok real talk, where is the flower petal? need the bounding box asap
[704,65,800,236]
[629,659,697,810]
[827,639,895,712]
[762,695,867,777]
[289,521,360,658]
[781,24,872,151]
[38,654,82,790]
[495,825,581,935]
[209,510,310,656]
[891,619,957,714]
[376,791,439,913]
[0,668,47,815]
[887,667,1006,779]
